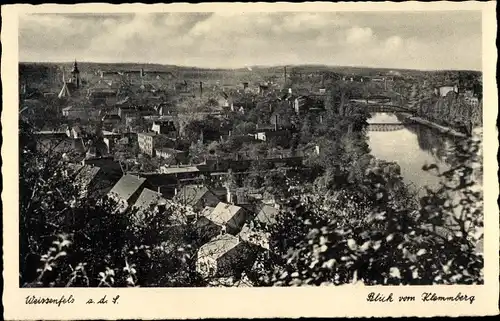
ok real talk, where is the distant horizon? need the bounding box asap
[19,12,482,71]
[18,60,482,73]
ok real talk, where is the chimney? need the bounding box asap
[284,66,287,85]
[140,68,144,78]
[274,114,279,131]
[226,184,232,204]
[199,81,203,98]
[321,74,325,87]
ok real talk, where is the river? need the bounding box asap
[367,112,457,193]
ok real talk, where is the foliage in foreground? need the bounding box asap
[19,120,483,287]
[253,129,483,286]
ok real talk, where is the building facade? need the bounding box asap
[137,132,157,156]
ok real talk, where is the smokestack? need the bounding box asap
[274,114,278,131]
[284,66,287,86]
[140,68,144,78]
[199,81,203,98]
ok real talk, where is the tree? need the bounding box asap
[256,129,483,286]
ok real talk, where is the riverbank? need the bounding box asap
[408,116,468,138]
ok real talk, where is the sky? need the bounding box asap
[18,11,482,71]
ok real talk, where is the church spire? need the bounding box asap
[71,59,79,74]
[70,59,80,88]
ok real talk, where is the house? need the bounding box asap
[270,113,292,129]
[137,132,173,156]
[151,120,176,135]
[199,202,247,235]
[66,125,83,139]
[159,165,204,176]
[239,224,270,250]
[107,174,147,212]
[118,106,137,119]
[102,114,122,128]
[85,138,110,159]
[88,88,118,106]
[173,185,220,212]
[258,84,270,95]
[73,164,119,199]
[132,188,168,225]
[255,129,290,142]
[193,206,222,241]
[436,84,459,97]
[254,203,280,226]
[155,148,187,164]
[81,156,123,177]
[62,106,97,120]
[218,92,233,109]
[196,233,258,278]
[294,96,309,115]
[137,133,156,156]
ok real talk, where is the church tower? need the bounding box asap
[71,59,80,88]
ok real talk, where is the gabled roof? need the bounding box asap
[133,188,166,215]
[173,185,215,207]
[107,174,146,203]
[255,204,279,225]
[203,202,244,226]
[239,224,270,250]
[74,165,101,189]
[201,206,215,217]
[198,233,241,261]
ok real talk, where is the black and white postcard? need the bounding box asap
[2,2,498,319]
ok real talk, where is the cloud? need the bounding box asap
[385,36,403,51]
[345,27,374,45]
[19,11,482,70]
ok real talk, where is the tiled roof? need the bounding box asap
[74,165,101,189]
[255,204,279,225]
[173,185,213,207]
[239,224,270,250]
[201,206,215,217]
[203,202,243,226]
[197,233,241,261]
[133,188,166,216]
[107,174,146,202]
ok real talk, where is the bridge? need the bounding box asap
[365,104,416,114]
[367,123,406,132]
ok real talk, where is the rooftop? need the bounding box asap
[74,165,101,189]
[197,233,241,261]
[160,166,200,175]
[133,188,166,216]
[203,202,244,226]
[255,204,279,225]
[107,174,146,202]
[173,185,214,207]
